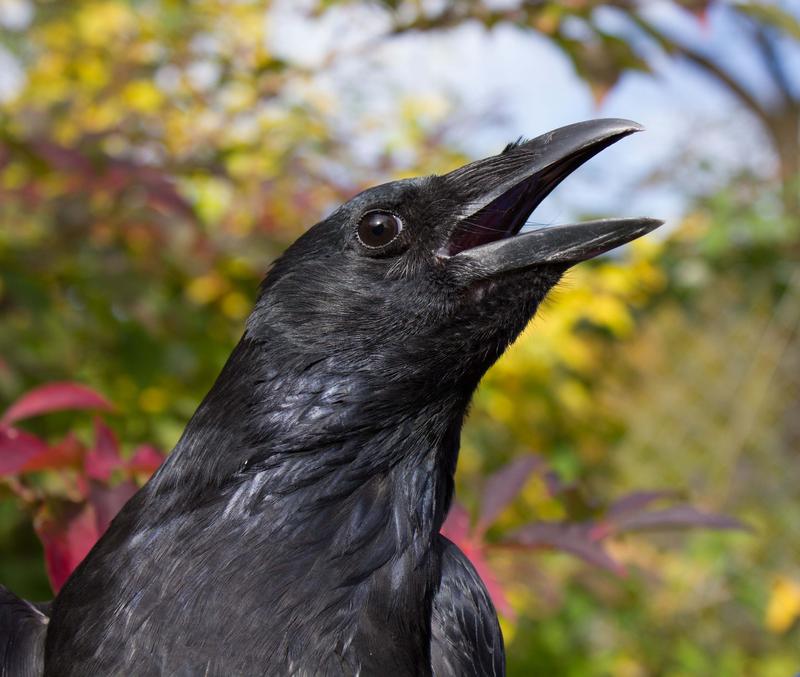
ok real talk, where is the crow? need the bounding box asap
[1,119,661,676]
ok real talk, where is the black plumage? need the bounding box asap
[1,119,660,676]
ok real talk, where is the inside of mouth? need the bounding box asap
[444,142,620,257]
[443,181,533,256]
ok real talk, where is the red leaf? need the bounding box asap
[126,444,164,476]
[441,502,471,543]
[1,382,113,425]
[477,455,543,534]
[88,480,138,534]
[608,505,746,534]
[460,537,515,619]
[20,433,85,472]
[542,469,565,498]
[35,502,100,593]
[84,419,123,481]
[607,490,681,518]
[504,522,625,576]
[0,427,48,475]
[441,503,514,618]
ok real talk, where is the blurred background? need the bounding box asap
[0,0,798,674]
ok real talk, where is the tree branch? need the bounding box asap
[753,25,798,109]
[629,13,776,133]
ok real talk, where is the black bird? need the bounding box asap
[1,119,661,676]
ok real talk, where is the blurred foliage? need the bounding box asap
[1,0,799,674]
[0,382,163,593]
[489,176,800,676]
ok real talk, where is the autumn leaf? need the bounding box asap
[606,490,681,517]
[504,521,625,576]
[84,418,124,482]
[0,427,49,476]
[35,501,100,593]
[476,454,543,535]
[441,503,515,618]
[19,433,85,473]
[1,382,113,426]
[765,575,800,634]
[605,504,745,534]
[88,480,139,535]
[127,445,165,475]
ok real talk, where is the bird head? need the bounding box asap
[247,119,661,404]
[144,119,663,520]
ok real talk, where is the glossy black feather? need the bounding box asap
[431,538,505,677]
[0,586,48,677]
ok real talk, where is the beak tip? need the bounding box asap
[605,118,645,137]
[641,217,664,232]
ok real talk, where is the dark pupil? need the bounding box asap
[358,212,400,248]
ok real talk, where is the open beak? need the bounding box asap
[441,119,662,275]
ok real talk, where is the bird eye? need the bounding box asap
[356,211,403,249]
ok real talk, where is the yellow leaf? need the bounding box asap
[498,616,517,645]
[139,386,168,414]
[77,1,135,44]
[586,294,634,336]
[485,392,514,423]
[75,57,110,89]
[186,273,227,305]
[765,575,800,633]
[611,656,646,677]
[1,162,29,190]
[122,80,162,114]
[556,379,590,414]
[83,102,119,131]
[221,291,251,320]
